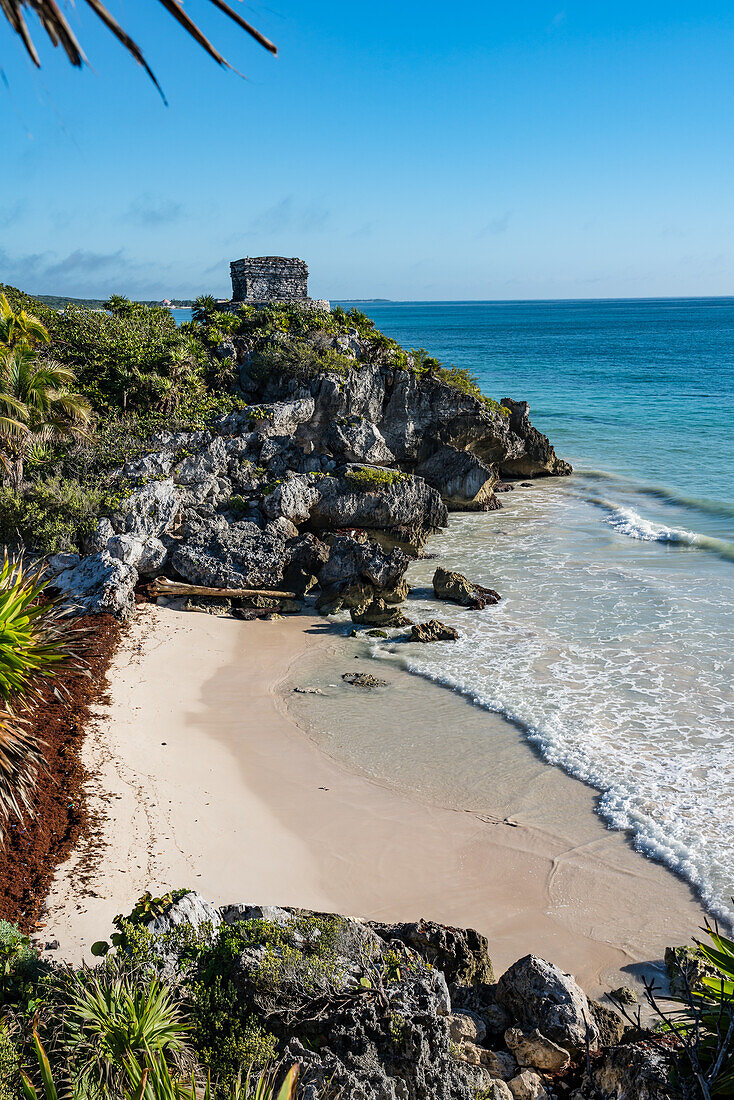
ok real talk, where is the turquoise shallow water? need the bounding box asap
[347,298,734,920]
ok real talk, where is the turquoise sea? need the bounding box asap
[350,298,734,921]
[178,298,734,918]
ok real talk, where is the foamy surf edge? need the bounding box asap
[370,640,734,929]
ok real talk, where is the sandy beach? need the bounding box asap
[44,605,706,996]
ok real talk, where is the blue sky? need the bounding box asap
[3,0,734,300]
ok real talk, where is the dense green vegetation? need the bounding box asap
[0,291,243,555]
[0,287,508,558]
[36,295,193,310]
[0,889,345,1097]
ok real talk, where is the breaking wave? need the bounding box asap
[589,497,734,561]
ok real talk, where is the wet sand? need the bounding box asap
[44,606,705,995]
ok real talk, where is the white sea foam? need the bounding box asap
[589,496,734,561]
[382,484,734,924]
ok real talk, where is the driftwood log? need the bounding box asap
[152,578,296,599]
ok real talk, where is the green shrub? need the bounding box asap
[0,478,118,555]
[0,1026,21,1100]
[227,495,250,518]
[344,468,407,491]
[0,920,50,1017]
[183,914,348,1095]
[191,972,278,1094]
[49,304,207,416]
[248,338,355,383]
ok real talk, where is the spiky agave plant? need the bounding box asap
[62,972,190,1093]
[21,1029,302,1099]
[0,553,80,836]
[0,555,72,703]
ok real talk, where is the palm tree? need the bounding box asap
[0,296,92,491]
[103,294,137,317]
[0,293,51,352]
[2,0,277,100]
[191,293,218,326]
[0,347,92,492]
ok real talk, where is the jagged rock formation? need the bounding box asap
[103,892,659,1100]
[47,331,570,617]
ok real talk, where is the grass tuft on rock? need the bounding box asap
[344,467,407,491]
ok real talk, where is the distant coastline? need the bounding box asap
[30,293,194,310]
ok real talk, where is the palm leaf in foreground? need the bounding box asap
[2,0,277,99]
[0,553,85,837]
[0,707,43,828]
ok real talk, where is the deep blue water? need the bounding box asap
[341,298,734,526]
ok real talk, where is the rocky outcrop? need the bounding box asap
[317,534,409,606]
[262,476,320,525]
[586,1043,674,1100]
[171,519,288,589]
[114,478,182,540]
[48,334,569,619]
[504,1027,570,1072]
[589,1000,627,1047]
[96,893,664,1100]
[433,566,501,610]
[325,416,395,466]
[309,469,448,537]
[415,446,500,511]
[508,1069,549,1100]
[254,360,569,480]
[370,918,495,988]
[496,955,600,1055]
[499,400,572,478]
[45,551,137,617]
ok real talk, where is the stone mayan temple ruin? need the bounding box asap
[228,256,329,310]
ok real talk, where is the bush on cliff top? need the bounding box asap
[222,301,507,412]
[49,301,209,416]
[344,467,407,491]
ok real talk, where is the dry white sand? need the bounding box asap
[44,606,705,995]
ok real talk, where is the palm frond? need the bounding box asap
[0,707,43,832]
[3,0,277,97]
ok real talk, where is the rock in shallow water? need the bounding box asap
[433,565,500,609]
[350,598,413,627]
[342,672,388,689]
[411,619,460,643]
